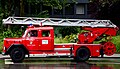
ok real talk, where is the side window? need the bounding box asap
[27,30,38,37]
[42,30,50,37]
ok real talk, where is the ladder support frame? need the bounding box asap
[3,17,117,28]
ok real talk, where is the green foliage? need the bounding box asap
[0,25,25,53]
[26,0,76,10]
[42,0,69,10]
[64,34,78,43]
[37,10,49,18]
[54,33,78,43]
[59,27,80,37]
[111,36,120,53]
[0,33,3,53]
[54,37,69,43]
[0,42,3,53]
[2,29,23,38]
[1,25,26,38]
[93,35,120,53]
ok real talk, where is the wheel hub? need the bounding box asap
[14,51,22,59]
[103,42,116,56]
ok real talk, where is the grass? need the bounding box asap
[54,37,69,44]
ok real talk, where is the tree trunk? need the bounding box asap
[20,0,24,16]
[8,0,11,15]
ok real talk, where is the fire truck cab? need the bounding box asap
[22,26,54,51]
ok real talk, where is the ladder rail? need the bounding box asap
[3,17,117,28]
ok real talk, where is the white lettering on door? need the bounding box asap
[42,40,48,44]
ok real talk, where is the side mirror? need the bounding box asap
[21,26,24,31]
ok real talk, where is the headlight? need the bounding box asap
[3,47,5,50]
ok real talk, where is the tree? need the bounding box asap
[20,0,24,16]
[89,0,120,26]
[89,0,119,18]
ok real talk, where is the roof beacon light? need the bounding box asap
[28,23,34,28]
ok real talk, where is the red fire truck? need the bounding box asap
[2,17,118,63]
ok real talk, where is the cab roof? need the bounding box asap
[27,26,53,30]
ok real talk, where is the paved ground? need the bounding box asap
[1,54,120,59]
[1,54,120,64]
[1,62,120,69]
[1,54,120,69]
[0,54,2,59]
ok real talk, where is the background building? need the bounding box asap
[23,0,89,18]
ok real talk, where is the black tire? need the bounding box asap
[10,48,25,63]
[76,47,90,62]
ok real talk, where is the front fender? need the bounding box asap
[5,44,29,55]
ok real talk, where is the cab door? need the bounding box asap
[39,30,54,51]
[25,30,39,50]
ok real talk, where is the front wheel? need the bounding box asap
[10,48,25,63]
[76,47,90,62]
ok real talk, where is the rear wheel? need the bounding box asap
[10,48,25,63]
[76,48,90,62]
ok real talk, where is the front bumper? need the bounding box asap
[2,46,7,55]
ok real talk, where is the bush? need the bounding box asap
[3,28,23,38]
[58,26,80,37]
[112,36,120,53]
[0,33,3,54]
[54,37,69,43]
[64,34,78,43]
[0,25,25,53]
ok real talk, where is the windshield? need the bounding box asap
[22,30,28,38]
